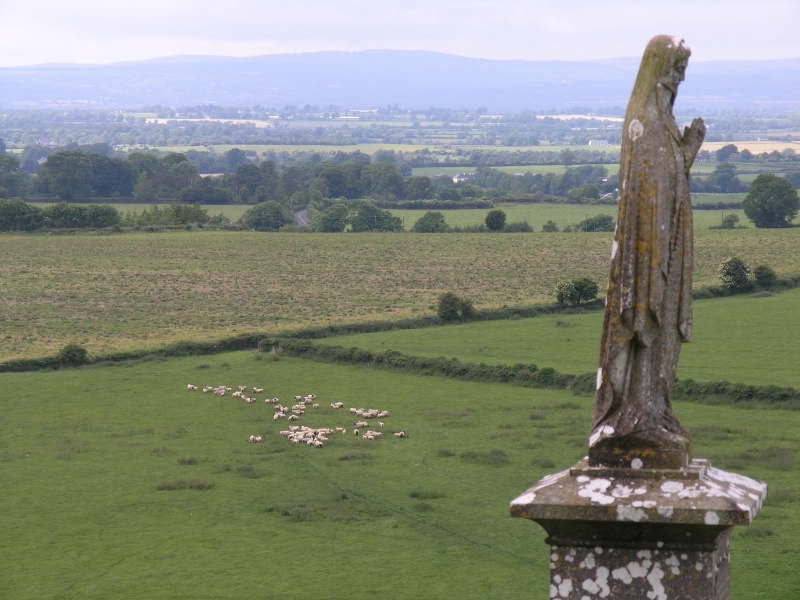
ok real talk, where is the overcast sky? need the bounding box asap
[0,0,797,68]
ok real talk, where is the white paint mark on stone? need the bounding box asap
[631,458,643,469]
[577,476,590,483]
[550,583,558,598]
[558,577,573,597]
[635,487,647,495]
[695,562,704,572]
[704,511,720,525]
[629,119,644,141]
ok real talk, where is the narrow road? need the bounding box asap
[295,209,309,226]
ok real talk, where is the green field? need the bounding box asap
[317,287,800,389]
[3,228,800,363]
[4,210,799,597]
[393,203,747,230]
[2,350,797,598]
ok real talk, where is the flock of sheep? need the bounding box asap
[186,383,406,447]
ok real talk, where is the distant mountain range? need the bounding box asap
[1,50,798,112]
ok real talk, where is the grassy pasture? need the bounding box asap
[394,203,747,230]
[3,227,800,363]
[1,351,797,598]
[317,287,800,389]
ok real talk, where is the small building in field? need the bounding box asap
[453,173,475,184]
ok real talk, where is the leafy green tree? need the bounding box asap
[555,280,579,307]
[0,154,26,198]
[556,277,598,306]
[411,211,450,233]
[753,265,778,288]
[576,214,615,232]
[224,148,248,172]
[347,200,403,232]
[241,201,293,232]
[719,214,740,229]
[718,257,754,291]
[572,277,599,303]
[362,162,405,199]
[704,163,746,193]
[315,204,349,232]
[311,165,362,199]
[484,209,506,231]
[0,199,44,231]
[38,150,94,200]
[743,173,800,228]
[405,176,433,200]
[715,144,739,162]
[126,152,160,179]
[785,171,800,189]
[87,154,134,197]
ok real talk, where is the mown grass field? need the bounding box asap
[393,203,747,230]
[317,287,800,389]
[3,227,800,362]
[1,351,797,599]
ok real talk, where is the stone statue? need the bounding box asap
[589,35,706,469]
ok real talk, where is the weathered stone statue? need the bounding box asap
[512,38,766,599]
[589,35,706,469]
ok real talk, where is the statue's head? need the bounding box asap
[647,36,692,92]
[629,35,692,113]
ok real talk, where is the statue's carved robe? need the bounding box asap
[590,37,700,466]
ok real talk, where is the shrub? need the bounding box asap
[541,220,559,232]
[555,277,598,306]
[436,292,475,321]
[411,211,450,233]
[718,257,754,292]
[753,264,778,288]
[484,209,507,231]
[576,214,615,232]
[57,343,89,367]
[503,220,533,232]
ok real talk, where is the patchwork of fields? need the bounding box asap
[3,219,800,598]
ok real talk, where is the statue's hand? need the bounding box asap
[683,117,706,165]
[685,118,706,148]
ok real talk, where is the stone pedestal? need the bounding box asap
[511,459,766,599]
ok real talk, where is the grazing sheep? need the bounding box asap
[353,429,359,436]
[394,431,406,438]
[187,384,198,391]
[355,421,369,428]
[254,435,263,443]
[273,412,285,421]
[249,435,257,442]
[378,422,384,428]
[252,387,264,394]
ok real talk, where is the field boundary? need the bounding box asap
[4,283,800,409]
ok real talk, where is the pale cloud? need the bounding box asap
[0,0,797,67]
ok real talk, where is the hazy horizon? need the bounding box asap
[1,0,798,68]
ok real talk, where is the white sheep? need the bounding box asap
[187,384,198,391]
[394,431,406,438]
[252,387,264,394]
